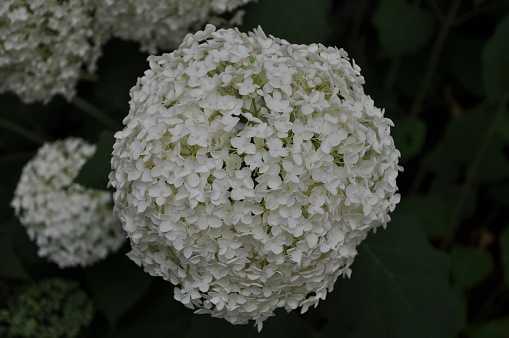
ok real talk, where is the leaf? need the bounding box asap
[495,112,509,143]
[372,0,434,57]
[74,131,115,190]
[395,194,452,238]
[448,34,484,96]
[500,226,509,286]
[472,318,509,338]
[391,118,427,162]
[85,249,154,325]
[450,245,494,290]
[111,281,192,338]
[482,14,509,102]
[185,309,312,338]
[320,214,458,338]
[0,237,31,281]
[240,0,332,44]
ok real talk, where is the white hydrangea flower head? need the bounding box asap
[110,25,401,329]
[0,0,107,103]
[95,0,255,52]
[11,138,125,268]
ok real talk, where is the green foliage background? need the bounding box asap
[1,0,509,336]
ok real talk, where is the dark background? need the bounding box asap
[1,0,509,336]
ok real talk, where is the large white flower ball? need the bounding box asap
[0,0,106,103]
[96,0,254,52]
[11,138,125,268]
[110,25,401,329]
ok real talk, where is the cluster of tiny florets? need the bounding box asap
[0,0,106,103]
[11,138,125,268]
[109,25,401,329]
[95,0,255,52]
[1,278,94,338]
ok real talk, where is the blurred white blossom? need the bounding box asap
[95,0,255,52]
[11,138,125,268]
[110,25,401,330]
[0,0,107,103]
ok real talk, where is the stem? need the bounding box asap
[425,0,446,24]
[440,93,509,250]
[0,118,48,145]
[409,0,461,118]
[71,96,122,131]
[454,0,509,27]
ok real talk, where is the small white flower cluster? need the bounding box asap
[110,25,401,329]
[0,0,106,103]
[11,138,125,268]
[95,0,254,52]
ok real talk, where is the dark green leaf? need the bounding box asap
[495,112,509,143]
[0,237,31,281]
[451,288,467,335]
[500,226,509,286]
[74,131,115,190]
[240,0,332,44]
[482,14,509,102]
[488,181,509,206]
[321,215,458,338]
[448,35,484,96]
[450,245,494,290]
[85,249,153,325]
[391,118,426,162]
[372,0,434,57]
[395,194,452,238]
[111,281,192,338]
[444,108,489,164]
[185,308,312,338]
[472,318,509,338]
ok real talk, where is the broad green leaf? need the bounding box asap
[0,237,31,281]
[320,215,458,338]
[185,308,312,338]
[500,226,509,286]
[488,182,509,206]
[448,34,484,96]
[472,318,509,338]
[85,249,153,325]
[372,0,434,57]
[450,245,494,290]
[422,149,459,181]
[74,131,115,190]
[430,177,478,220]
[391,118,426,162]
[111,281,192,338]
[482,14,509,102]
[395,194,452,238]
[452,288,467,335]
[475,139,509,183]
[444,108,489,164]
[495,112,509,143]
[240,0,332,44]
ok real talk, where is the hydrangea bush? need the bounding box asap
[95,0,254,52]
[110,24,401,328]
[11,138,125,268]
[0,0,106,103]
